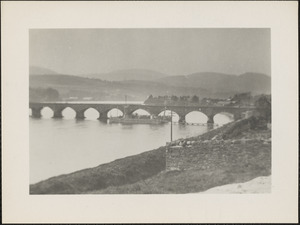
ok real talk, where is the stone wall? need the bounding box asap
[165,118,271,172]
[166,139,271,171]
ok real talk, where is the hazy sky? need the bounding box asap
[30,28,271,76]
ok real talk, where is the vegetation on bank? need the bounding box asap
[29,87,60,102]
[30,116,271,194]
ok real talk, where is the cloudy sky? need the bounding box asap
[29,28,271,76]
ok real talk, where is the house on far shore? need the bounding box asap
[241,111,254,119]
[83,97,93,101]
[64,96,78,101]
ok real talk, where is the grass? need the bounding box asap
[88,141,271,194]
[30,146,166,194]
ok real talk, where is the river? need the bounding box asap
[29,103,233,184]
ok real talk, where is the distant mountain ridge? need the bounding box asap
[158,72,271,94]
[29,74,210,101]
[80,69,168,81]
[29,66,58,75]
[29,66,271,101]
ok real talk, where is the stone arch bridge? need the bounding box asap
[29,102,256,124]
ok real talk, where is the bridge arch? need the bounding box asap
[158,110,179,122]
[40,106,54,118]
[130,109,151,118]
[83,107,100,120]
[185,111,208,124]
[61,107,76,119]
[213,112,234,125]
[107,108,124,118]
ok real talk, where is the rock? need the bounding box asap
[234,140,241,144]
[241,139,247,144]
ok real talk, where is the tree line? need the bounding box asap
[29,87,60,102]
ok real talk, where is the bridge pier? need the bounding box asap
[53,110,63,118]
[76,111,85,120]
[207,114,214,124]
[98,113,108,122]
[178,115,186,124]
[31,108,42,118]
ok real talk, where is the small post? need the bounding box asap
[170,110,173,142]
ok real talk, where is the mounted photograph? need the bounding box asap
[29,28,271,194]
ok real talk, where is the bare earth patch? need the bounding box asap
[199,176,271,193]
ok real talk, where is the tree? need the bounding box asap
[191,95,199,103]
[29,87,60,102]
[171,95,178,101]
[254,95,271,122]
[45,88,60,101]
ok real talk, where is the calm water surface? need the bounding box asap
[29,106,233,184]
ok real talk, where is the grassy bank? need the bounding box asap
[30,147,166,194]
[30,117,271,194]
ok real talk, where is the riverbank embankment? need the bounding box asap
[30,117,271,194]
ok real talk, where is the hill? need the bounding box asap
[29,66,58,75]
[29,66,271,101]
[29,74,210,101]
[81,69,168,81]
[158,72,271,95]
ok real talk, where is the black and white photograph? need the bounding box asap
[2,1,298,223]
[29,28,272,194]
